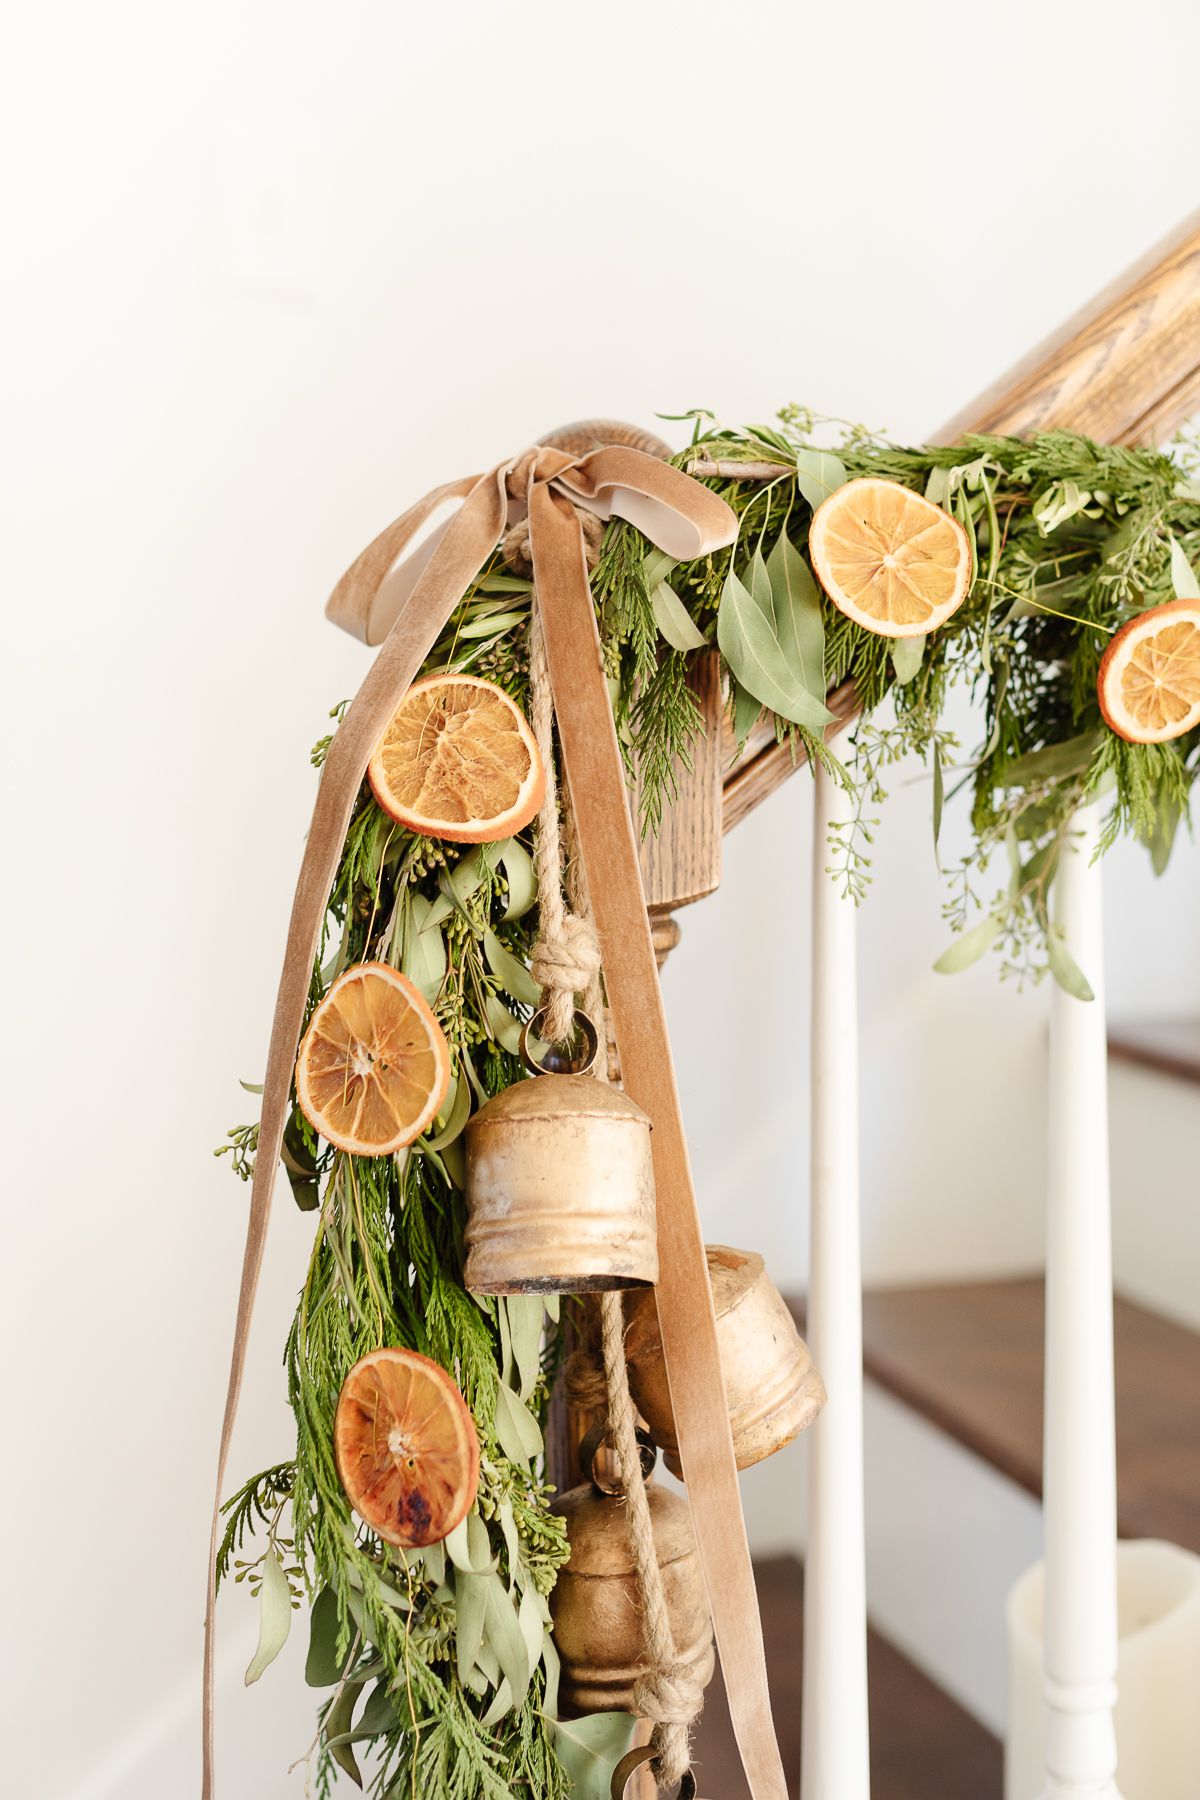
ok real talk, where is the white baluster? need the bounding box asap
[802,762,871,1800]
[1040,804,1122,1800]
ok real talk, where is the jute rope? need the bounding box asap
[527,597,702,1786]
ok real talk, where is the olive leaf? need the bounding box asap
[498,838,537,920]
[891,634,925,687]
[444,1510,497,1576]
[932,741,944,868]
[925,465,952,507]
[793,446,848,511]
[1169,534,1200,599]
[717,561,833,732]
[1046,932,1095,1002]
[438,849,487,917]
[730,677,762,749]
[483,927,541,1007]
[548,1713,637,1800]
[244,1544,292,1686]
[650,580,707,652]
[484,1575,532,1707]
[933,911,1005,974]
[493,1382,544,1463]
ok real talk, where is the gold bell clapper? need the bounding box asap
[550,1428,715,1717]
[624,1244,826,1476]
[464,1010,658,1296]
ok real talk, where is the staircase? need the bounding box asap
[689,1274,1200,1796]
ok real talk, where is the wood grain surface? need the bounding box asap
[791,1278,1200,1556]
[694,1556,1002,1800]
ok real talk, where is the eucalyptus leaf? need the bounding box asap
[793,446,848,510]
[499,839,537,921]
[238,1077,264,1095]
[1005,732,1102,786]
[765,530,825,699]
[731,678,762,748]
[642,550,676,591]
[323,1680,365,1788]
[358,1677,399,1736]
[1142,791,1181,876]
[244,1545,292,1685]
[423,1072,470,1153]
[650,581,707,652]
[403,893,448,1001]
[438,849,486,917]
[717,566,833,731]
[484,1575,531,1706]
[1047,933,1095,1002]
[506,1295,544,1401]
[493,1381,544,1462]
[456,1571,488,1686]
[444,1511,498,1576]
[1169,535,1200,599]
[891,634,924,686]
[925,466,952,507]
[542,1633,561,1721]
[483,927,542,1006]
[933,911,1005,975]
[306,1585,347,1687]
[549,1713,637,1800]
[518,1584,545,1667]
[481,1675,515,1726]
[932,741,944,868]
[497,1498,523,1591]
[485,993,525,1056]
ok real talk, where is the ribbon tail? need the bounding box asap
[527,481,787,1800]
[201,466,506,1800]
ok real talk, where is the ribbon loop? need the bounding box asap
[202,441,786,1800]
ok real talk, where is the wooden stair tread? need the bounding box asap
[790,1278,1200,1554]
[1109,1016,1200,1085]
[694,1555,1001,1799]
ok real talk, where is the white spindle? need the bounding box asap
[802,763,871,1800]
[1040,804,1122,1800]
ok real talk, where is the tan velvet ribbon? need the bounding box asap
[203,445,788,1800]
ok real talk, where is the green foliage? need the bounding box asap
[223,407,1200,1794]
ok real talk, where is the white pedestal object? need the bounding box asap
[801,764,870,1800]
[1008,1540,1200,1800]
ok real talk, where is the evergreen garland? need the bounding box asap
[218,410,1200,1795]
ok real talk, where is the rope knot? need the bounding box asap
[531,911,602,996]
[502,508,606,577]
[634,1660,707,1730]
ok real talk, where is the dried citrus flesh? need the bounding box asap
[808,476,972,638]
[335,1347,480,1547]
[1098,598,1200,744]
[296,962,450,1156]
[368,673,544,843]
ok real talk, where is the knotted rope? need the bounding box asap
[528,659,702,1786]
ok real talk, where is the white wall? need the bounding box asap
[5,2,1200,1794]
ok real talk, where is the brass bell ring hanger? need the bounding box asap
[611,1745,701,1800]
[201,430,788,1800]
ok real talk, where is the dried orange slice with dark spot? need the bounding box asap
[334,1347,480,1547]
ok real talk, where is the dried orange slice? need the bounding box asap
[809,476,972,638]
[335,1347,480,1547]
[296,962,450,1156]
[368,673,544,842]
[1098,598,1200,744]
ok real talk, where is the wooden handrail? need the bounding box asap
[723,209,1200,830]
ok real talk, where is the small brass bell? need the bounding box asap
[550,1433,715,1715]
[464,1011,658,1296]
[624,1244,825,1476]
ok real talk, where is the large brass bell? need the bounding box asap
[550,1430,715,1715]
[624,1244,826,1476]
[464,1011,658,1295]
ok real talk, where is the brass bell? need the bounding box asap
[624,1244,826,1476]
[550,1434,715,1715]
[464,1011,658,1296]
